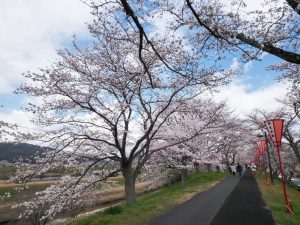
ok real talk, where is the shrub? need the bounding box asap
[104,206,123,215]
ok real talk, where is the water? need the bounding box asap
[30,176,81,182]
[30,176,61,182]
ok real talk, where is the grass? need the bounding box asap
[104,206,124,215]
[67,172,227,225]
[0,177,151,223]
[0,182,51,204]
[0,166,16,180]
[256,176,300,225]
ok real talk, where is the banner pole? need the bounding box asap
[276,144,288,206]
[265,132,274,184]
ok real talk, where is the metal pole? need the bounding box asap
[276,145,288,206]
[264,132,274,184]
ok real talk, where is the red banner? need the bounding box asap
[260,140,266,155]
[264,119,284,147]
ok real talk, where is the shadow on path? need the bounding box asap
[209,169,275,225]
[148,175,239,225]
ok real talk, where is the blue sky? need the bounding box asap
[0,54,282,109]
[239,55,282,93]
[0,0,289,129]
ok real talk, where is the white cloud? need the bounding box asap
[0,110,37,131]
[0,0,93,93]
[0,0,290,131]
[213,80,289,116]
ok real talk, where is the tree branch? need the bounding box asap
[186,0,300,64]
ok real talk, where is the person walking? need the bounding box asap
[230,164,236,176]
[250,163,257,175]
[228,165,232,174]
[237,163,242,176]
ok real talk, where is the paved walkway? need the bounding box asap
[148,170,275,225]
[148,174,239,225]
[210,170,275,225]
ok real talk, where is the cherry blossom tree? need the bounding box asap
[13,176,99,225]
[86,0,300,117]
[148,98,232,182]
[214,125,253,167]
[183,0,300,64]
[247,108,300,178]
[270,61,299,117]
[88,0,299,64]
[13,2,234,209]
[0,1,296,223]
[144,98,252,184]
[278,96,300,165]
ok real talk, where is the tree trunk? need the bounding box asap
[181,168,188,187]
[123,166,136,204]
[206,164,211,172]
[291,143,300,164]
[194,162,200,173]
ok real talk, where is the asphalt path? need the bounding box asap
[148,170,275,225]
[148,175,239,225]
[210,170,275,225]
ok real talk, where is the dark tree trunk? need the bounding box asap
[123,166,136,204]
[181,168,188,186]
[291,143,300,164]
[206,164,211,172]
[194,162,200,173]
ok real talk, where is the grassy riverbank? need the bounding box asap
[0,177,145,224]
[67,172,227,225]
[257,176,300,225]
[0,166,16,180]
[0,182,51,224]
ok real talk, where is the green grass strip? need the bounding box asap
[67,172,227,225]
[257,176,300,225]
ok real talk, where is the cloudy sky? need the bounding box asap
[0,0,289,130]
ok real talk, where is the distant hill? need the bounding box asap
[0,143,45,163]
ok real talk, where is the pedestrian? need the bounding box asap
[228,166,232,174]
[237,163,242,176]
[230,164,236,176]
[216,165,220,173]
[250,163,257,175]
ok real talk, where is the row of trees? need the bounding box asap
[247,94,300,181]
[13,97,253,224]
[0,0,298,224]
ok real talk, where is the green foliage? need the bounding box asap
[67,172,227,225]
[104,206,124,215]
[0,186,16,198]
[0,182,50,203]
[0,166,16,179]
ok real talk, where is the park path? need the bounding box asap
[148,170,275,225]
[147,173,239,225]
[210,170,275,225]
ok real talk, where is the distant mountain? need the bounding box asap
[0,143,45,163]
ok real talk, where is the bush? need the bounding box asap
[104,206,123,215]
